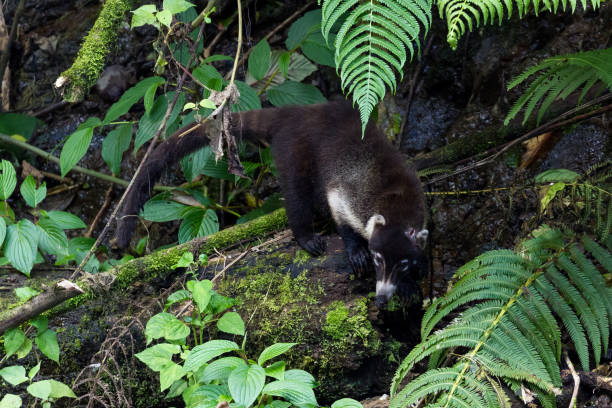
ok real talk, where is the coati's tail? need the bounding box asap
[114,108,278,248]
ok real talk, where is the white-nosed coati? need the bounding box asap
[115,100,428,306]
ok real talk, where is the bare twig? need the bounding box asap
[564,352,580,408]
[85,184,114,238]
[0,280,84,335]
[425,100,612,185]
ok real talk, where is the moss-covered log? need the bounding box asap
[0,208,288,334]
[55,0,131,102]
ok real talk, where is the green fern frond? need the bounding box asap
[319,0,432,133]
[504,47,612,125]
[392,227,612,408]
[438,0,602,50]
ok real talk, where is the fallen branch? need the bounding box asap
[564,352,580,408]
[0,280,84,335]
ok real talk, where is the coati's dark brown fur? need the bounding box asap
[116,101,428,305]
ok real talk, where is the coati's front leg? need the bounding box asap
[337,224,370,277]
[282,181,326,256]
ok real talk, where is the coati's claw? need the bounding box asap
[298,235,326,256]
[347,245,370,277]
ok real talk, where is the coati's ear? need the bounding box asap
[416,229,428,248]
[366,214,386,239]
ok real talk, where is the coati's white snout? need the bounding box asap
[376,280,397,300]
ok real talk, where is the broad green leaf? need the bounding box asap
[135,343,181,372]
[44,211,86,229]
[0,112,41,139]
[246,51,317,91]
[228,364,266,407]
[264,360,286,380]
[36,329,59,363]
[184,340,240,372]
[165,289,192,309]
[301,31,335,67]
[535,168,581,183]
[231,81,262,112]
[178,208,219,244]
[142,197,187,222]
[192,279,213,312]
[5,219,38,276]
[17,337,32,359]
[248,39,271,81]
[160,362,186,392]
[4,328,26,357]
[102,123,133,175]
[286,10,321,50]
[28,362,41,380]
[20,175,46,208]
[171,252,194,269]
[156,9,172,27]
[47,379,76,399]
[145,312,190,344]
[131,4,158,28]
[60,125,96,177]
[0,159,17,200]
[104,77,165,124]
[27,380,51,400]
[217,312,245,336]
[283,369,316,387]
[37,218,69,256]
[0,216,5,247]
[134,92,185,152]
[331,398,363,408]
[185,384,229,407]
[262,380,318,407]
[0,365,28,386]
[200,357,247,383]
[0,394,21,408]
[201,55,233,64]
[540,182,566,213]
[27,380,76,400]
[199,99,216,109]
[279,52,290,79]
[267,81,326,107]
[136,236,148,255]
[258,343,296,366]
[193,64,224,91]
[163,0,194,14]
[14,286,39,302]
[31,316,48,332]
[165,379,187,399]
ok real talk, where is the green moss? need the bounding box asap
[294,249,312,267]
[59,0,131,101]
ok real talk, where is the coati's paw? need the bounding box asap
[297,235,327,256]
[347,245,370,277]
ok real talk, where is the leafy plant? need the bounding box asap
[504,47,612,125]
[390,227,612,408]
[136,271,363,408]
[0,316,75,407]
[319,0,431,132]
[535,163,612,241]
[0,159,90,276]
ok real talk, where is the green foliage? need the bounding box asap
[504,47,612,125]
[391,227,612,408]
[319,0,431,133]
[438,0,602,50]
[0,318,73,407]
[535,163,612,241]
[137,276,362,408]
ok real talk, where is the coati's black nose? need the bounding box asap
[375,295,387,308]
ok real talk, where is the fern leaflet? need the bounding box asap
[391,227,612,408]
[504,47,612,125]
[438,0,602,50]
[319,0,432,133]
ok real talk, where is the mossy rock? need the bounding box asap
[215,234,406,402]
